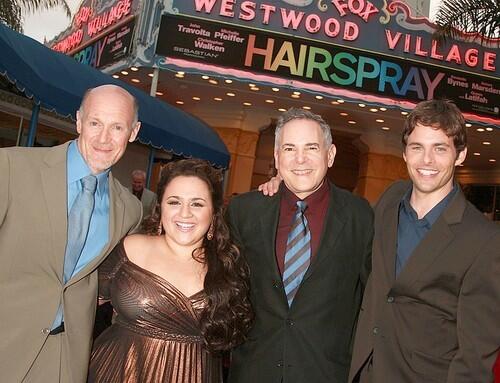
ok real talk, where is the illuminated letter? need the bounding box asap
[306,47,332,81]
[305,14,321,33]
[356,56,380,87]
[464,49,478,67]
[245,34,274,70]
[220,0,235,17]
[401,67,424,99]
[379,60,403,94]
[420,69,445,99]
[343,21,358,40]
[415,36,428,57]
[331,52,356,85]
[260,4,276,24]
[446,45,462,64]
[358,1,378,22]
[331,0,349,17]
[195,0,217,13]
[324,18,340,37]
[270,41,299,75]
[385,29,401,50]
[430,40,443,60]
[483,52,496,71]
[280,8,304,30]
[239,1,256,20]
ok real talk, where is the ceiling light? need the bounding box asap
[303,106,311,110]
[293,91,301,95]
[315,95,324,100]
[243,102,252,106]
[112,74,119,79]
[225,79,233,84]
[375,119,384,123]
[130,67,138,71]
[265,99,274,104]
[337,99,345,103]
[192,96,201,101]
[214,97,222,101]
[473,152,481,156]
[477,128,485,132]
[226,92,236,97]
[148,73,154,78]
[482,141,491,145]
[489,159,496,162]
[465,123,472,127]
[330,101,339,105]
[348,120,356,124]
[291,94,300,98]
[177,71,185,75]
[272,87,280,92]
[379,107,387,111]
[249,83,256,87]
[486,127,494,131]
[155,91,163,96]
[401,111,409,115]
[120,70,128,75]
[175,101,184,105]
[278,108,287,112]
[369,108,378,112]
[358,103,366,108]
[202,75,210,80]
[340,112,348,116]
[175,73,184,78]
[382,127,390,131]
[250,87,260,91]
[131,78,140,83]
[209,79,218,85]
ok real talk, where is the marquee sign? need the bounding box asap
[156,9,500,117]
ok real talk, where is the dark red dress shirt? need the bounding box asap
[275,180,330,276]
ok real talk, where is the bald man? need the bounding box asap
[0,85,142,383]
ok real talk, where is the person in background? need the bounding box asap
[0,84,142,383]
[227,108,373,383]
[130,169,158,217]
[88,159,253,383]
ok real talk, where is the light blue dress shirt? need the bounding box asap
[52,140,110,328]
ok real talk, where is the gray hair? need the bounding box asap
[275,108,333,149]
[79,85,139,127]
[131,169,146,179]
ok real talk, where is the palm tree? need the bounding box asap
[433,0,500,44]
[0,0,71,33]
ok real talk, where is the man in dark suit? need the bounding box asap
[349,100,500,383]
[227,108,373,383]
[0,85,142,382]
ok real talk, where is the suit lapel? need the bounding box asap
[66,172,125,287]
[393,187,466,291]
[259,195,282,283]
[302,184,346,283]
[41,143,70,282]
[381,197,400,287]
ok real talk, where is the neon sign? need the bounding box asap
[52,0,132,53]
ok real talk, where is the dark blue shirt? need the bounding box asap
[396,185,458,276]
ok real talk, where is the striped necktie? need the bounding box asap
[283,200,311,306]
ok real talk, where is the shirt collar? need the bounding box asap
[67,140,110,196]
[282,179,330,210]
[401,184,458,227]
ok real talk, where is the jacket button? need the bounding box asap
[272,281,281,289]
[42,328,50,335]
[277,360,283,367]
[286,319,294,326]
[387,296,395,303]
[373,327,379,335]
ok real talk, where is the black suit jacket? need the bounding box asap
[227,182,373,383]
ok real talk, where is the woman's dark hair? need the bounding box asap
[142,159,253,352]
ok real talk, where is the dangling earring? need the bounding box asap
[206,222,214,240]
[157,221,163,236]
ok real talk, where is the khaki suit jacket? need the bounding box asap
[128,186,157,217]
[0,142,142,383]
[349,181,500,383]
[227,183,373,383]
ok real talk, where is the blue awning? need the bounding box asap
[0,23,229,168]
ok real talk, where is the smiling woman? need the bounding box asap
[88,158,253,383]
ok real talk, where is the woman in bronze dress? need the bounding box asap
[88,159,253,383]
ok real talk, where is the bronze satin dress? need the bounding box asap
[88,242,222,383]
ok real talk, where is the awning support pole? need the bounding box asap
[26,104,40,147]
[146,147,155,189]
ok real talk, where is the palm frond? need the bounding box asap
[433,0,500,44]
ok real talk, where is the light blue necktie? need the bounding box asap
[283,200,311,306]
[63,175,97,283]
